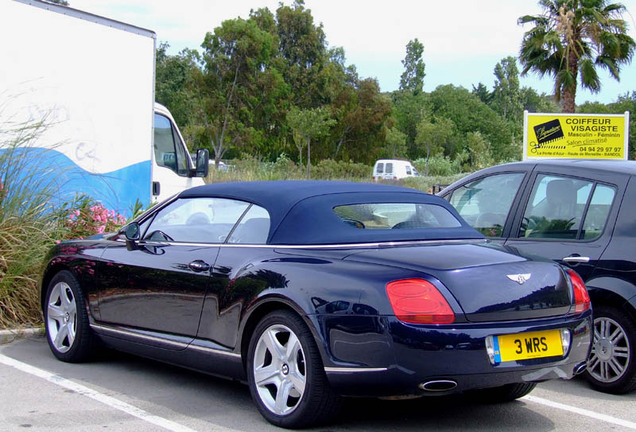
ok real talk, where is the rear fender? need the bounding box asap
[586,276,636,321]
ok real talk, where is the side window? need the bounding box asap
[143,198,250,244]
[406,166,412,175]
[519,174,607,240]
[154,113,189,176]
[582,184,616,239]
[227,205,271,244]
[447,173,524,237]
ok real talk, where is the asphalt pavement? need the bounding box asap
[1,334,635,431]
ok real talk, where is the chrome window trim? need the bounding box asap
[115,238,483,249]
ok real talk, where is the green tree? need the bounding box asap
[492,57,523,122]
[520,87,560,112]
[200,17,278,165]
[415,116,456,174]
[428,85,514,161]
[384,126,407,159]
[286,106,335,177]
[276,0,328,108]
[519,0,636,112]
[399,39,426,95]
[391,91,429,158]
[329,79,392,164]
[472,83,493,105]
[465,131,494,170]
[155,44,201,129]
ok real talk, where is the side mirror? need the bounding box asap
[194,148,209,178]
[124,222,140,250]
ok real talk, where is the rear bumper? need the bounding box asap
[316,311,592,397]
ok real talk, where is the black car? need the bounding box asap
[439,159,636,394]
[42,181,592,428]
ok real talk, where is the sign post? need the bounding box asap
[523,111,630,160]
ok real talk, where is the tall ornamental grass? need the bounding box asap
[0,116,61,327]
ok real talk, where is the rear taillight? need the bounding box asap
[386,278,455,324]
[567,269,591,313]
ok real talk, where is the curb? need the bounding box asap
[0,328,45,345]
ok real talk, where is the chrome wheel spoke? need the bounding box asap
[275,379,294,414]
[254,364,280,387]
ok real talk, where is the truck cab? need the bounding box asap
[153,103,207,203]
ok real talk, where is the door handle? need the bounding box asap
[188,260,210,272]
[563,256,590,264]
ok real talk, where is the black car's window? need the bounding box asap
[582,184,615,239]
[446,173,524,237]
[227,205,270,244]
[143,198,250,244]
[519,175,616,240]
[333,203,462,229]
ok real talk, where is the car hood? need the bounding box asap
[344,242,572,322]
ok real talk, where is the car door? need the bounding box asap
[97,197,250,339]
[196,204,272,348]
[444,168,530,239]
[504,167,629,280]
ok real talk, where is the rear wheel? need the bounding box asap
[468,382,536,402]
[44,271,96,362]
[584,306,636,394]
[247,310,341,428]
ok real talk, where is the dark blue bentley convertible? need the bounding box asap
[41,181,592,428]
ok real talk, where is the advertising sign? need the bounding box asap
[523,111,629,160]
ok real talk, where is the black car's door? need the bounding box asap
[444,167,531,239]
[503,167,630,280]
[97,197,250,339]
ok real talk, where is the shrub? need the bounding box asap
[60,196,127,241]
[413,155,463,177]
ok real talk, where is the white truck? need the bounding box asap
[0,0,208,216]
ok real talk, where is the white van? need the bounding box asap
[372,159,419,181]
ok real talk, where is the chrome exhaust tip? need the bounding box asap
[573,362,588,375]
[419,380,458,392]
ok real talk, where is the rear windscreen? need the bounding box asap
[334,203,462,230]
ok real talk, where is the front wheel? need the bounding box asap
[584,306,636,394]
[247,310,341,428]
[44,270,96,362]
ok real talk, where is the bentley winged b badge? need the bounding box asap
[507,273,531,285]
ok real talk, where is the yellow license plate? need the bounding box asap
[493,330,564,363]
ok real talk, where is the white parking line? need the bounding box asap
[523,395,636,430]
[0,353,238,432]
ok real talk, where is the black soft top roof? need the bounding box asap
[180,181,483,245]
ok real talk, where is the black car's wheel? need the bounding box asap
[247,310,341,428]
[468,382,536,402]
[44,271,95,362]
[584,306,636,394]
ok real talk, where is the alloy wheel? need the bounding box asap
[46,281,77,353]
[587,316,630,383]
[252,324,306,416]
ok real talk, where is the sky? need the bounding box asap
[70,0,636,105]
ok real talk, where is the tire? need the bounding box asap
[44,270,96,363]
[468,382,536,403]
[584,305,636,394]
[246,310,341,428]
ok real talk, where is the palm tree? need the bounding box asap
[518,0,635,112]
